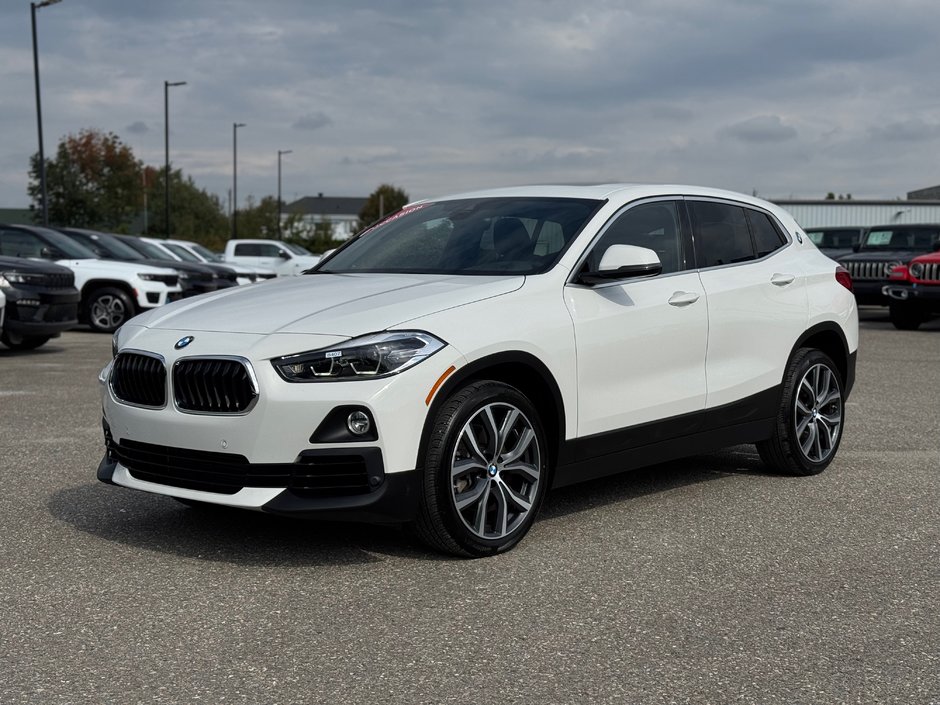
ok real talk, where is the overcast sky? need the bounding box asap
[2,0,940,209]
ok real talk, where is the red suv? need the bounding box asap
[883,251,940,329]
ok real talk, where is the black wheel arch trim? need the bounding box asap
[786,321,856,399]
[416,350,567,472]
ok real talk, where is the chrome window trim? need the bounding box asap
[171,354,260,416]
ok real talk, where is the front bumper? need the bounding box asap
[883,282,940,307]
[851,280,889,306]
[2,287,79,337]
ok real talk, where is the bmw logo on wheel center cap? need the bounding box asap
[488,464,498,477]
[175,336,195,350]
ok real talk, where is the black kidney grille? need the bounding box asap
[111,352,167,407]
[174,358,257,413]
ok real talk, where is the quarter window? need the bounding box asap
[746,210,788,258]
[585,201,684,274]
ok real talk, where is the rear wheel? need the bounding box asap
[889,303,924,331]
[0,333,52,350]
[86,287,134,333]
[415,380,549,557]
[758,348,845,476]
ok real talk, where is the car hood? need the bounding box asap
[838,250,923,262]
[131,272,525,336]
[0,256,74,275]
[53,258,178,274]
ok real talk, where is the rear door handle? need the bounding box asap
[771,273,795,286]
[668,291,700,307]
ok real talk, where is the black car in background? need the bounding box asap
[113,235,243,287]
[55,229,236,297]
[803,226,865,261]
[0,256,79,349]
[837,224,940,305]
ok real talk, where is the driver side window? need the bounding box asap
[586,201,683,274]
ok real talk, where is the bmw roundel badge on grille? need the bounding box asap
[175,336,194,350]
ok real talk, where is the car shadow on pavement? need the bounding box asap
[47,483,444,566]
[540,444,774,521]
[48,446,774,566]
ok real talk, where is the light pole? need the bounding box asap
[31,0,63,227]
[232,122,246,238]
[277,149,292,240]
[163,80,186,238]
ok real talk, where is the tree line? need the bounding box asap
[27,128,410,252]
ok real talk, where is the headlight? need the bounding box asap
[111,326,122,358]
[0,271,27,288]
[138,273,178,285]
[272,331,445,382]
[909,262,925,279]
[883,261,902,276]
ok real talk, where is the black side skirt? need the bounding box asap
[552,386,779,489]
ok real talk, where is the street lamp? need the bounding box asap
[277,149,292,240]
[163,80,187,238]
[232,122,246,238]
[31,0,64,227]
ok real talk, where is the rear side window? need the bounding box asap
[233,243,261,257]
[746,210,788,257]
[689,201,754,268]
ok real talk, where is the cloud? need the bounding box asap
[292,112,332,131]
[126,121,149,135]
[719,115,798,144]
[870,119,940,143]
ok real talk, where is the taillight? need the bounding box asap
[835,265,853,292]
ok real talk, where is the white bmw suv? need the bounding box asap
[99,185,858,556]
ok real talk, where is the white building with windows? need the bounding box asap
[773,199,940,228]
[282,194,367,240]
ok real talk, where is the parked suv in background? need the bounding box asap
[55,228,235,298]
[137,237,274,285]
[837,224,940,305]
[882,251,940,329]
[803,226,865,261]
[0,255,79,349]
[99,184,858,556]
[224,238,320,276]
[0,224,181,333]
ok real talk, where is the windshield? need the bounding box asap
[164,243,202,262]
[805,229,861,249]
[122,237,170,259]
[31,227,99,259]
[189,243,223,262]
[317,197,602,275]
[862,227,939,250]
[284,242,312,255]
[67,231,145,260]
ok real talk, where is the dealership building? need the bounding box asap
[774,186,940,228]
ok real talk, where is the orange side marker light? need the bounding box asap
[426,365,456,406]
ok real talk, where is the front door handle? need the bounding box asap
[668,291,700,307]
[771,273,796,286]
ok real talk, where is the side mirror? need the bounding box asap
[579,245,662,286]
[278,250,292,259]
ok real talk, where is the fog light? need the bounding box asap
[347,410,371,436]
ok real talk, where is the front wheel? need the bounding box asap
[86,287,135,333]
[414,380,549,557]
[758,348,845,476]
[889,303,924,331]
[0,333,52,350]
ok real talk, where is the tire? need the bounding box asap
[757,348,845,476]
[0,333,52,350]
[414,380,550,557]
[86,287,135,333]
[889,304,924,331]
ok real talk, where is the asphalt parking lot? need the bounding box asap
[1,310,937,705]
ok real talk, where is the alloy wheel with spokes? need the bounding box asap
[793,362,843,463]
[450,402,542,541]
[415,380,549,557]
[87,287,133,333]
[757,348,846,476]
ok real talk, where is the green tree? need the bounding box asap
[143,167,229,248]
[236,195,281,239]
[356,184,410,230]
[29,128,143,230]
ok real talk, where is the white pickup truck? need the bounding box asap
[223,238,320,276]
